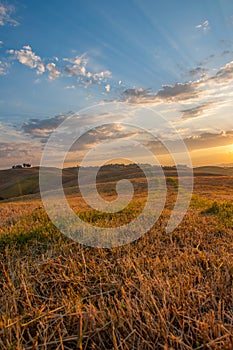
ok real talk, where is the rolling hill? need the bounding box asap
[0,165,232,201]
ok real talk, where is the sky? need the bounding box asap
[1,0,233,168]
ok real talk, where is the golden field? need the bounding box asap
[0,166,233,349]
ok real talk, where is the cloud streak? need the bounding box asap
[188,66,207,77]
[181,101,218,120]
[145,130,233,154]
[210,60,233,83]
[1,104,233,168]
[0,1,19,26]
[185,130,233,150]
[19,108,233,154]
[120,59,233,110]
[22,114,70,138]
[121,82,199,104]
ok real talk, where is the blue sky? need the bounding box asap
[1,0,233,168]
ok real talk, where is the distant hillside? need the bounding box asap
[194,166,233,176]
[0,165,232,201]
[0,167,77,201]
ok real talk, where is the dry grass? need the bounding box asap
[0,175,233,349]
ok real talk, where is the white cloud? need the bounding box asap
[0,60,9,75]
[195,20,210,32]
[65,64,86,76]
[65,85,76,89]
[63,54,88,76]
[0,2,19,26]
[93,70,111,80]
[0,40,3,47]
[105,84,111,92]
[46,62,60,80]
[6,46,112,87]
[63,54,111,85]
[8,45,45,75]
[36,62,45,75]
